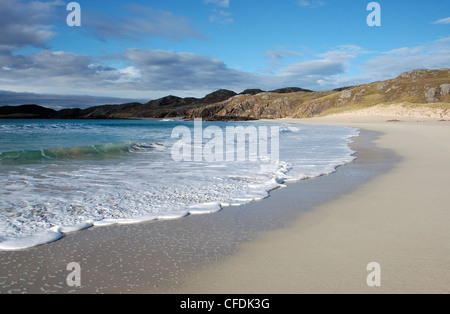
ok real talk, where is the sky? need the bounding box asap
[0,0,449,108]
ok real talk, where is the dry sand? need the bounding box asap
[178,118,450,294]
[312,104,450,123]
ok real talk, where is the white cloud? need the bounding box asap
[264,48,304,73]
[259,45,364,90]
[362,37,450,80]
[0,49,125,91]
[3,38,448,97]
[204,0,230,8]
[114,66,142,84]
[209,10,234,24]
[432,17,450,24]
[336,45,367,53]
[362,54,450,81]
[122,49,253,91]
[204,0,233,24]
[384,47,426,56]
[297,0,325,8]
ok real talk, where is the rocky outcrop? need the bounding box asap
[425,88,440,103]
[239,89,265,95]
[202,89,237,104]
[398,69,447,79]
[440,84,450,96]
[333,86,354,92]
[270,87,313,94]
[340,90,352,99]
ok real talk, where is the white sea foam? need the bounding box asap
[60,221,94,233]
[0,121,359,250]
[188,202,222,215]
[0,227,63,251]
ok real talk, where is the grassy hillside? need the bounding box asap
[189,69,450,119]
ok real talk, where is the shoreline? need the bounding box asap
[1,117,447,294]
[177,119,450,294]
[0,123,392,294]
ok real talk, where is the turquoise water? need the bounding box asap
[0,119,359,250]
[0,119,178,162]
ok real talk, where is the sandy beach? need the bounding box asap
[0,125,387,294]
[177,118,450,294]
[0,116,448,294]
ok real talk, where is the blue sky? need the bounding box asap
[0,0,449,106]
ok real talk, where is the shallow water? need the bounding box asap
[0,119,358,250]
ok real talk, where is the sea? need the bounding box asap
[0,119,359,250]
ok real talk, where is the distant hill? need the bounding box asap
[46,89,240,120]
[0,89,238,119]
[0,104,56,118]
[0,69,449,120]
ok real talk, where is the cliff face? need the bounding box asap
[0,69,449,120]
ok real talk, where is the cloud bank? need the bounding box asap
[0,0,449,105]
[0,90,146,109]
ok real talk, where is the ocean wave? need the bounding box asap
[280,124,302,133]
[0,142,162,163]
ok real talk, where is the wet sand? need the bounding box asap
[0,128,395,294]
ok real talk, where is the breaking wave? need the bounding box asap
[0,142,163,163]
